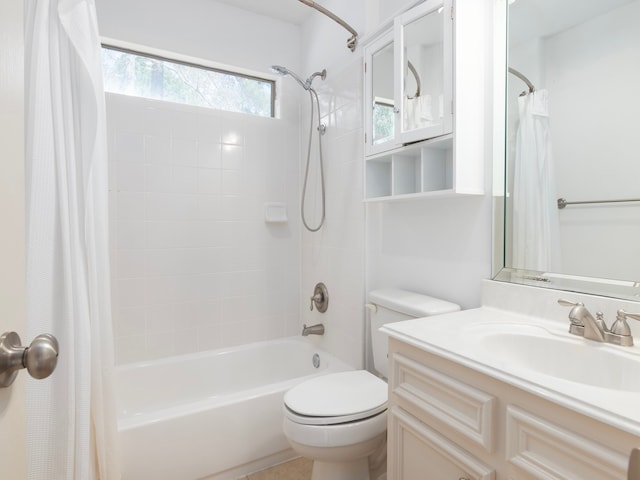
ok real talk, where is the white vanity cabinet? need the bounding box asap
[363,0,485,201]
[388,351,496,479]
[387,337,637,480]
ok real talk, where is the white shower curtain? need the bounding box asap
[25,1,120,479]
[512,89,561,272]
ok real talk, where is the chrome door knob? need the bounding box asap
[24,333,59,379]
[0,331,59,388]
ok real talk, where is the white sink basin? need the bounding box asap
[467,324,640,391]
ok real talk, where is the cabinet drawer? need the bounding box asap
[390,353,496,452]
[506,405,627,480]
[388,406,495,480]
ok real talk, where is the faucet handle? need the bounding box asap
[558,299,586,326]
[309,283,329,313]
[610,309,640,336]
[618,309,640,322]
[557,299,584,307]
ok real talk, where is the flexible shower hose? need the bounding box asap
[301,88,326,232]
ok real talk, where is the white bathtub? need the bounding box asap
[116,337,352,480]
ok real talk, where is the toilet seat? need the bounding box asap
[284,370,388,426]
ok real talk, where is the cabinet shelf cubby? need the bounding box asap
[364,134,456,202]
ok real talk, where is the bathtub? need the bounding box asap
[116,337,352,480]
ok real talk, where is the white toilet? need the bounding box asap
[282,288,460,480]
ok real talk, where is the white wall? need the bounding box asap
[0,0,26,474]
[95,0,302,76]
[367,197,492,310]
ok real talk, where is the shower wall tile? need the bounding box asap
[299,58,366,369]
[114,307,146,338]
[197,141,222,169]
[116,163,145,192]
[145,135,172,164]
[107,93,300,364]
[172,138,198,166]
[116,192,145,222]
[221,145,244,170]
[115,131,145,163]
[116,221,146,250]
[222,171,242,195]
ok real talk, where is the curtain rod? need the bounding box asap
[508,67,535,93]
[297,0,358,52]
[557,197,640,209]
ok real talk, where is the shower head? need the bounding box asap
[306,69,327,85]
[271,65,310,91]
[270,65,288,76]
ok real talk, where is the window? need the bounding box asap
[101,45,275,117]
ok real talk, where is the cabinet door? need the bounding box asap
[364,30,396,156]
[388,406,495,480]
[506,406,627,480]
[395,0,453,145]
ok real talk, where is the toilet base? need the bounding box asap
[311,458,370,480]
[283,412,387,480]
[290,433,387,480]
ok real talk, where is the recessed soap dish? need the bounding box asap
[264,202,288,223]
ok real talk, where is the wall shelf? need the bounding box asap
[365,134,460,201]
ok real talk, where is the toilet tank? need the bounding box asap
[368,288,460,379]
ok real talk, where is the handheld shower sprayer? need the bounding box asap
[271,65,309,90]
[270,65,287,75]
[269,64,328,232]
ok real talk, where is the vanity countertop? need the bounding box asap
[382,305,640,437]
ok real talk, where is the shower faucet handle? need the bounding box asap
[309,283,329,313]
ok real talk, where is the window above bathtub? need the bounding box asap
[101,43,275,118]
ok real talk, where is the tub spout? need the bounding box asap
[302,323,325,336]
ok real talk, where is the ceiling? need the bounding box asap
[509,0,635,45]
[215,0,313,25]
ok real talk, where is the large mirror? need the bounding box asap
[495,0,640,300]
[401,6,444,135]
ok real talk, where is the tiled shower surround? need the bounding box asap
[107,93,301,364]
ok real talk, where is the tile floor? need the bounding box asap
[243,457,312,480]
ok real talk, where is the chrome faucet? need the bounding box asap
[302,323,325,336]
[558,299,640,346]
[558,299,607,342]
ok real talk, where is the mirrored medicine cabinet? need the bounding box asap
[364,0,452,158]
[363,0,485,202]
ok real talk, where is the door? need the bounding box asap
[0,0,26,477]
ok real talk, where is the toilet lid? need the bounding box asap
[284,371,388,425]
